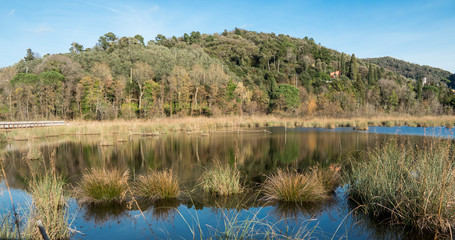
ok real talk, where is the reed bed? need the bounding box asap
[347,139,455,233]
[5,115,455,140]
[134,169,180,201]
[199,162,243,196]
[76,169,129,205]
[262,169,327,203]
[24,173,71,240]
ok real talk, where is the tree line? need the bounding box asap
[0,29,454,120]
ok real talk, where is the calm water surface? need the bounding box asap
[0,126,447,239]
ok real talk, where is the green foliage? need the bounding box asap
[39,71,64,85]
[275,84,299,110]
[364,56,452,86]
[24,48,35,62]
[2,29,453,120]
[10,73,39,86]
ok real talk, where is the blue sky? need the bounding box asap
[1,0,454,72]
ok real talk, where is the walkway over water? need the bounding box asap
[0,121,65,129]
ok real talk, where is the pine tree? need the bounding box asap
[24,48,35,62]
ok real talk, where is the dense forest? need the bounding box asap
[0,29,454,121]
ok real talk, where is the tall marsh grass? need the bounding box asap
[347,139,455,233]
[76,169,129,205]
[25,173,71,240]
[199,162,243,196]
[134,169,180,200]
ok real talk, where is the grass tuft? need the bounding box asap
[199,162,243,196]
[25,173,71,240]
[76,169,129,205]
[347,139,455,233]
[134,169,180,201]
[262,169,327,203]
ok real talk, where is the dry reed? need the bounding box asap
[134,169,180,201]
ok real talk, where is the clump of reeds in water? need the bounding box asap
[315,164,342,191]
[347,139,455,234]
[24,173,71,240]
[199,162,243,196]
[134,169,180,201]
[76,169,129,205]
[262,169,327,203]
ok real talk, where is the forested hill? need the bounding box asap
[363,56,453,86]
[0,29,455,121]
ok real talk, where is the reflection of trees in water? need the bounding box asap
[5,130,421,192]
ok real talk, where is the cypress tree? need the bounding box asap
[367,64,375,85]
[340,53,346,75]
[348,54,358,80]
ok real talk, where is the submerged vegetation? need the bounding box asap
[199,162,243,196]
[134,169,180,201]
[347,139,455,233]
[76,169,129,205]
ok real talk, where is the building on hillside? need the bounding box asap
[423,77,427,85]
[330,71,340,78]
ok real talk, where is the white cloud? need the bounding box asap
[9,9,15,15]
[31,26,51,33]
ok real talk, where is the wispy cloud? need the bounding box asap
[149,5,159,13]
[31,26,51,33]
[9,9,15,15]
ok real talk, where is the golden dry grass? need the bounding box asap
[4,115,455,141]
[134,169,180,201]
[262,169,327,203]
[76,169,129,205]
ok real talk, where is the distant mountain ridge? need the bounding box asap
[363,56,453,86]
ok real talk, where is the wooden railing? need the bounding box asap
[0,121,66,129]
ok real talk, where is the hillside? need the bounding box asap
[363,56,453,85]
[0,29,454,121]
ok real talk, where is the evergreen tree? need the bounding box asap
[24,48,35,62]
[367,64,375,85]
[340,53,346,75]
[348,54,358,80]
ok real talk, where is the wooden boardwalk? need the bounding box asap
[0,121,66,129]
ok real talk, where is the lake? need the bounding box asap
[1,126,450,239]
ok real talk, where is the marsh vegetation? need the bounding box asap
[1,126,454,239]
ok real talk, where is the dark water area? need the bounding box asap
[0,126,445,239]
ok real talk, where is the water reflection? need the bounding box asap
[0,127,434,239]
[3,127,400,190]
